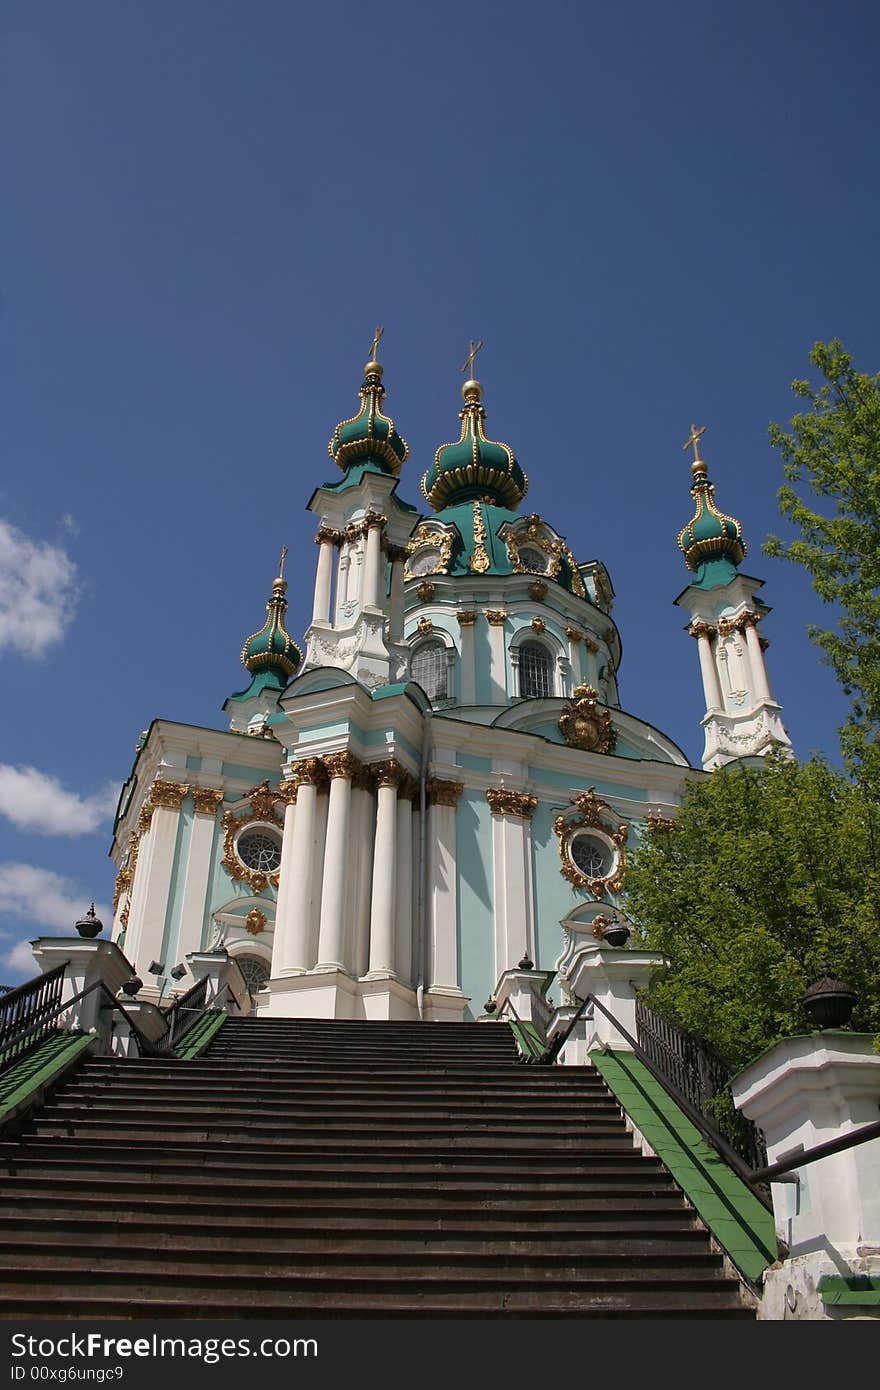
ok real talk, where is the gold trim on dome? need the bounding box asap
[505,516,563,580]
[322,752,362,781]
[559,684,616,755]
[470,502,490,574]
[553,788,628,899]
[328,371,409,477]
[486,788,538,819]
[427,777,464,807]
[150,780,189,811]
[405,522,453,578]
[192,787,224,815]
[456,610,477,626]
[485,609,508,626]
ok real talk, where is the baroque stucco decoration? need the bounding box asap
[553,787,628,899]
[558,683,617,754]
[221,780,285,894]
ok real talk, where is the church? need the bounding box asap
[109,335,790,1019]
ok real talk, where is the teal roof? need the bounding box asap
[677,454,746,584]
[226,666,288,705]
[328,360,408,477]
[422,379,527,511]
[429,500,585,596]
[237,568,302,690]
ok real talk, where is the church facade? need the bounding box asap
[109,343,790,1020]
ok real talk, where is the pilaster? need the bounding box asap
[176,787,224,965]
[426,777,464,995]
[486,788,538,980]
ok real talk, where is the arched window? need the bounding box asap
[411,641,448,701]
[519,642,553,698]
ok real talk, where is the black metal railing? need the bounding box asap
[0,964,67,1070]
[153,974,211,1054]
[635,997,767,1171]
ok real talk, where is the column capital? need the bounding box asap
[371,758,408,790]
[456,609,477,627]
[191,787,224,815]
[315,525,344,546]
[689,618,717,640]
[485,609,508,626]
[583,633,600,653]
[150,780,189,811]
[322,751,362,782]
[565,626,583,644]
[138,802,155,833]
[427,777,465,807]
[363,510,388,531]
[286,757,328,790]
[486,788,538,820]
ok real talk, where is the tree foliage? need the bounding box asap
[765,339,880,771]
[624,750,880,1069]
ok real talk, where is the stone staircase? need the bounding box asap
[0,1017,754,1318]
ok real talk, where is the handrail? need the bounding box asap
[0,964,67,1070]
[0,973,232,1073]
[541,991,880,1201]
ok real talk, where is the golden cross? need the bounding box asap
[369,325,384,362]
[683,423,706,461]
[278,544,288,580]
[461,338,484,379]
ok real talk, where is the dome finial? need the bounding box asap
[328,330,408,476]
[677,425,746,577]
[240,552,302,682]
[460,337,484,402]
[365,324,384,379]
[683,422,707,479]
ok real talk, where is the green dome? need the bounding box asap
[677,452,745,577]
[240,561,302,684]
[421,379,528,511]
[328,359,408,477]
[426,500,585,595]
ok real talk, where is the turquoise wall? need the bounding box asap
[456,789,495,1022]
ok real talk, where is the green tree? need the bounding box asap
[765,339,880,775]
[624,750,880,1068]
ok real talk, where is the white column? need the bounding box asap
[367,763,400,976]
[744,617,772,702]
[457,613,477,703]
[692,622,724,711]
[485,612,508,702]
[566,629,584,686]
[583,636,600,689]
[270,786,297,977]
[335,541,351,620]
[272,760,324,975]
[315,754,357,971]
[395,787,415,986]
[352,774,375,977]
[124,783,187,972]
[362,518,384,611]
[176,788,223,962]
[389,554,406,643]
[427,779,463,991]
[312,531,336,624]
[487,792,537,981]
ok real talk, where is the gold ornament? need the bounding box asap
[150,780,188,810]
[192,787,224,815]
[456,610,477,626]
[529,580,548,601]
[245,908,267,936]
[559,684,616,754]
[427,777,464,807]
[485,788,538,819]
[322,752,362,781]
[554,787,628,898]
[415,580,436,602]
[470,501,491,574]
[485,609,508,626]
[417,617,434,636]
[531,617,546,634]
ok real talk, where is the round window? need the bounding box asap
[236,829,282,874]
[570,833,614,881]
[235,956,270,998]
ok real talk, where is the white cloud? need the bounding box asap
[0,765,118,836]
[0,862,112,976]
[0,517,79,657]
[60,513,80,537]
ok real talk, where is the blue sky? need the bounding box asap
[0,1,877,978]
